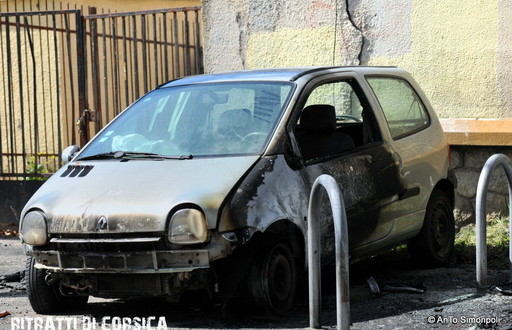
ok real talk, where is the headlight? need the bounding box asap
[168,208,208,245]
[20,211,47,246]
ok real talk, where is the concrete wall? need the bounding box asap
[202,0,512,120]
[202,0,512,223]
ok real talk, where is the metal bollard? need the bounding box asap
[307,174,350,330]
[475,153,512,287]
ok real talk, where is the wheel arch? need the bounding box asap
[432,179,455,206]
[260,219,306,264]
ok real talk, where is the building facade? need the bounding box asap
[202,0,512,224]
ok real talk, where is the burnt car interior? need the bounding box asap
[296,104,355,160]
[295,79,382,162]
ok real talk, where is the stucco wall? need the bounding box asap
[203,0,512,120]
[202,0,512,223]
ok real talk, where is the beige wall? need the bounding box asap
[201,0,512,221]
[202,0,512,120]
[0,0,199,12]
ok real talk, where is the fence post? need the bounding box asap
[475,153,512,288]
[308,174,350,330]
[75,10,89,146]
[88,7,101,134]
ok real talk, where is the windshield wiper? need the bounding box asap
[77,151,192,161]
[76,151,118,161]
[115,151,193,160]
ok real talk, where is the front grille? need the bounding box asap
[32,249,210,273]
[45,235,167,253]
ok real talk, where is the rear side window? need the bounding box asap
[367,77,430,140]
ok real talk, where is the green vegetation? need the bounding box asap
[26,154,56,180]
[356,217,510,271]
[454,216,510,269]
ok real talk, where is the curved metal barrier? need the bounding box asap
[307,174,350,330]
[475,153,512,287]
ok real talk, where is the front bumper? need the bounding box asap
[31,237,210,274]
[32,249,209,274]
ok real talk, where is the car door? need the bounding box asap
[291,74,404,252]
[364,75,450,234]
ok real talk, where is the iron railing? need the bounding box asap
[0,9,83,179]
[82,7,203,134]
[0,4,203,179]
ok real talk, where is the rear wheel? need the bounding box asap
[249,243,297,315]
[408,190,455,267]
[26,256,88,314]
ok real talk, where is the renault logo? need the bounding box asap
[97,216,108,231]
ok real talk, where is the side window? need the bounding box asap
[367,77,430,140]
[304,81,364,121]
[296,79,379,161]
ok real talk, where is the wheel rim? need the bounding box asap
[251,243,297,313]
[267,251,293,303]
[430,201,452,256]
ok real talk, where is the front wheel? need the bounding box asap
[408,190,455,267]
[26,256,88,314]
[249,243,297,315]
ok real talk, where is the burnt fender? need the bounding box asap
[218,155,308,239]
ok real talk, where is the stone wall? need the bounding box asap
[451,146,511,228]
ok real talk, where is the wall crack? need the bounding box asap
[345,0,365,65]
[236,12,247,69]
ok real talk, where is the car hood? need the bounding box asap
[22,156,259,234]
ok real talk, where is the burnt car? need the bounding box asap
[20,66,455,314]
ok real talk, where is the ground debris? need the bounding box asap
[494,284,512,296]
[0,270,26,291]
[0,270,24,283]
[0,223,19,237]
[367,276,426,294]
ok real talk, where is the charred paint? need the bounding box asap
[302,143,404,250]
[219,155,309,237]
[221,143,403,255]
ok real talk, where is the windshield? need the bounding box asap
[78,82,294,159]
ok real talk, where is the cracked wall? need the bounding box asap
[201,0,512,221]
[203,0,512,120]
[203,0,362,70]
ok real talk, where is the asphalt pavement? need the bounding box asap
[1,237,511,329]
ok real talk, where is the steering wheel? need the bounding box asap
[336,115,362,122]
[242,132,267,142]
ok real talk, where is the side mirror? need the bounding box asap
[61,145,80,163]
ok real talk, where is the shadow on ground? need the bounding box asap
[35,250,510,329]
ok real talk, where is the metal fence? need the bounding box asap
[0,9,82,179]
[82,7,203,140]
[0,2,203,179]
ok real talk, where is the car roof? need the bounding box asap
[160,66,403,87]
